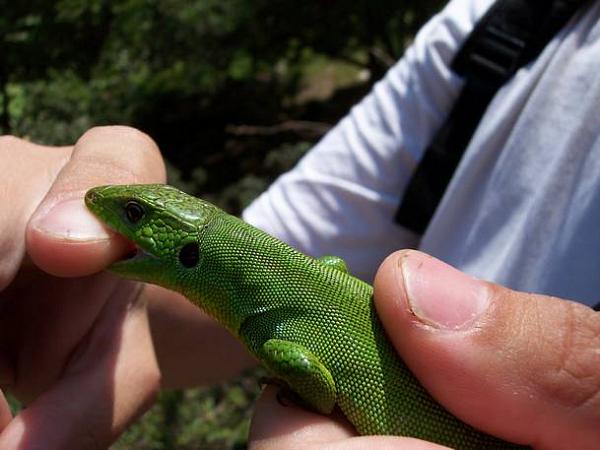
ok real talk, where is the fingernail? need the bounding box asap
[32,199,111,241]
[400,252,490,330]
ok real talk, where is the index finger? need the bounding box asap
[27,126,166,277]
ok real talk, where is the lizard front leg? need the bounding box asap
[259,338,337,415]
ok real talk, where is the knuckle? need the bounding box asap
[537,301,600,409]
[79,126,160,156]
[75,126,166,183]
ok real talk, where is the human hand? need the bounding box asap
[248,250,600,449]
[0,127,166,449]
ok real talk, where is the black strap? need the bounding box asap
[395,0,587,234]
[594,302,600,311]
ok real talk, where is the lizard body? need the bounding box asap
[85,184,524,449]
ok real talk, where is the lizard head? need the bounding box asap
[85,184,223,286]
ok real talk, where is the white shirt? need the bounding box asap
[244,0,600,308]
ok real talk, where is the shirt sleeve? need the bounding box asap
[242,0,494,282]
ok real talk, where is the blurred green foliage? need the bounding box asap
[113,369,267,450]
[1,0,445,448]
[2,0,444,211]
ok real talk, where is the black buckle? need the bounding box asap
[466,25,527,83]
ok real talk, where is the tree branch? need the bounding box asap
[225,120,331,139]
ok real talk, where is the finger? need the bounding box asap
[27,126,166,277]
[249,386,449,450]
[146,285,256,388]
[374,250,600,450]
[0,281,159,449]
[0,390,13,432]
[250,385,354,444]
[0,136,72,291]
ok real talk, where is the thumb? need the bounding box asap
[374,250,600,450]
[27,126,166,277]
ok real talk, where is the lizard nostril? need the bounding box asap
[85,190,98,203]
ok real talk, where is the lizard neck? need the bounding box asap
[181,214,316,335]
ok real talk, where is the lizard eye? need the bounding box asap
[125,201,145,224]
[179,242,200,268]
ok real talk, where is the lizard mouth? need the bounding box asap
[107,241,160,278]
[108,229,145,261]
[123,247,138,260]
[118,236,139,260]
[111,236,157,269]
[121,243,142,261]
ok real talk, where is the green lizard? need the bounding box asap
[85,184,525,449]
